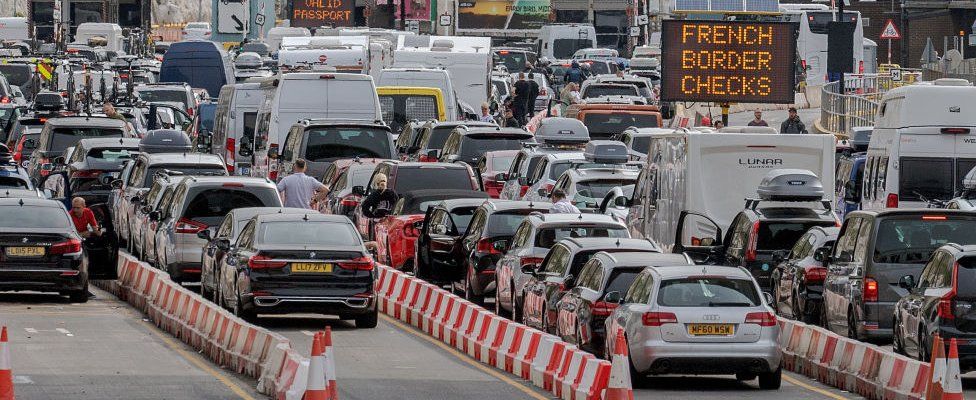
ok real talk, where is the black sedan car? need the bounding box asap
[0,198,90,302]
[415,197,490,283]
[894,244,976,367]
[770,226,839,324]
[216,213,378,328]
[62,138,140,204]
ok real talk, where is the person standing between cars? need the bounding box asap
[70,197,101,238]
[526,72,540,120]
[103,102,126,122]
[780,107,808,134]
[513,73,532,125]
[276,158,328,209]
[559,83,576,115]
[479,102,495,123]
[748,110,769,126]
[548,189,580,214]
[564,61,585,86]
[713,120,725,130]
[361,173,398,218]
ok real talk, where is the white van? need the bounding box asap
[267,27,311,53]
[0,18,29,42]
[861,79,976,210]
[250,72,382,180]
[73,23,125,53]
[278,36,370,73]
[536,24,597,60]
[637,129,836,250]
[378,68,459,121]
[393,35,490,114]
[211,82,269,175]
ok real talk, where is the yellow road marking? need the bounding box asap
[379,314,550,400]
[783,374,852,400]
[139,320,257,400]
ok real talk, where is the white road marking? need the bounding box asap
[13,375,34,384]
[301,330,316,337]
[24,328,36,333]
[55,328,73,336]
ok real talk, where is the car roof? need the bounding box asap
[850,209,976,218]
[398,189,487,204]
[565,168,639,180]
[650,264,754,280]
[437,198,490,210]
[484,200,552,212]
[232,207,308,221]
[558,237,659,252]
[144,152,224,165]
[255,213,351,224]
[176,176,274,186]
[547,152,585,161]
[750,207,837,222]
[458,127,531,137]
[595,251,692,267]
[0,197,63,208]
[430,121,496,129]
[392,161,469,170]
[46,116,127,128]
[528,212,621,226]
[77,137,141,148]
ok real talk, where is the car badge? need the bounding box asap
[703,314,720,321]
[310,251,316,258]
[21,237,28,243]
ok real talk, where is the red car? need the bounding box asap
[373,189,487,271]
[478,150,518,199]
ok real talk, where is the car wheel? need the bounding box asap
[736,372,757,381]
[68,287,89,303]
[918,327,930,362]
[847,309,859,340]
[819,303,829,328]
[512,285,522,322]
[541,304,551,333]
[233,294,256,322]
[464,271,484,305]
[627,336,648,388]
[758,367,782,390]
[355,308,379,329]
[892,320,905,355]
[792,290,814,324]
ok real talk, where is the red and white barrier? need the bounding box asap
[374,265,611,399]
[96,252,338,399]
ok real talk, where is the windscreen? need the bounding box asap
[583,85,638,99]
[198,105,217,132]
[657,277,761,307]
[487,210,538,236]
[459,136,526,161]
[50,127,124,153]
[494,51,528,73]
[258,221,361,246]
[0,205,71,228]
[393,167,473,193]
[553,39,591,59]
[757,222,836,251]
[0,177,28,189]
[183,188,279,226]
[135,89,188,108]
[574,179,634,204]
[533,226,628,247]
[427,126,455,150]
[583,114,658,138]
[874,216,976,264]
[584,62,610,75]
[0,65,30,86]
[303,127,392,162]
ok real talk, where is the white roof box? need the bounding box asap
[756,169,825,201]
[584,140,629,165]
[933,78,972,87]
[964,166,976,189]
[535,117,589,145]
[308,37,343,48]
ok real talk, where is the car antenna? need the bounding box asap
[277,208,283,213]
[578,213,583,220]
[18,198,23,206]
[615,238,620,247]
[303,214,309,221]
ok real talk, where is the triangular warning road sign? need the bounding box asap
[881,19,902,39]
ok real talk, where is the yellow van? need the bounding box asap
[376,87,447,136]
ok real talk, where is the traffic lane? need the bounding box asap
[634,373,855,399]
[0,287,261,400]
[258,313,554,400]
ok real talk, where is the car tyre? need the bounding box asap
[233,294,256,322]
[918,327,930,362]
[512,285,523,322]
[892,319,904,355]
[68,286,89,303]
[847,309,859,340]
[355,308,379,329]
[736,372,757,381]
[464,270,484,305]
[758,367,782,390]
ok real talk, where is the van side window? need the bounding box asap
[853,217,872,263]
[623,272,648,303]
[833,217,862,262]
[877,156,888,198]
[283,126,302,161]
[863,157,875,201]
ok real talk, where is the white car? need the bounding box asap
[182,22,212,40]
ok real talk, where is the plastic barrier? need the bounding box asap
[374,264,611,399]
[94,252,335,399]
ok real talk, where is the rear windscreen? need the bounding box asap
[491,154,516,172]
[604,268,643,295]
[0,65,30,86]
[486,210,538,236]
[0,205,71,228]
[553,39,591,59]
[757,221,836,251]
[452,207,477,233]
[258,221,360,246]
[50,127,124,153]
[303,127,392,162]
[427,127,455,150]
[574,179,634,203]
[198,105,216,132]
[583,86,637,99]
[394,167,473,193]
[631,136,651,154]
[135,89,187,108]
[582,114,658,138]
[533,226,628,248]
[0,176,28,189]
[183,187,280,226]
[459,137,526,160]
[87,147,136,161]
[494,52,528,73]
[874,217,976,263]
[657,277,760,307]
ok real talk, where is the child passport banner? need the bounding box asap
[456,0,550,31]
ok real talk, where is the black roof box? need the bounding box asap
[583,140,629,165]
[756,169,825,201]
[139,129,192,154]
[534,117,589,145]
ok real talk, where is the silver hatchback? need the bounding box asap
[604,265,782,389]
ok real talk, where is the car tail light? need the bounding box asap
[175,217,207,234]
[13,139,24,162]
[225,138,236,174]
[641,311,677,326]
[477,238,502,255]
[187,108,194,116]
[50,238,82,255]
[419,154,436,162]
[403,223,421,237]
[519,185,530,197]
[745,311,777,327]
[205,31,211,35]
[941,128,970,134]
[864,277,879,302]
[591,301,618,317]
[0,96,9,104]
[248,254,286,270]
[338,256,375,271]
[886,193,898,208]
[744,220,760,262]
[71,169,104,178]
[340,195,362,207]
[519,256,543,267]
[804,267,827,284]
[269,170,278,181]
[938,263,961,320]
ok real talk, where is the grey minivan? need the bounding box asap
[820,210,976,342]
[273,119,395,181]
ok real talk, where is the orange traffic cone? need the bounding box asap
[0,326,13,400]
[304,332,328,400]
[942,338,964,400]
[322,327,338,400]
[926,334,946,400]
[604,328,634,400]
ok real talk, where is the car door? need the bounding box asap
[672,210,724,264]
[203,215,233,291]
[85,203,119,279]
[459,209,488,282]
[823,216,863,333]
[774,232,812,314]
[897,252,943,356]
[425,207,467,281]
[222,220,257,309]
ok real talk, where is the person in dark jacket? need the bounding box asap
[564,61,585,85]
[361,173,398,218]
[512,73,532,125]
[526,72,540,119]
[780,107,808,134]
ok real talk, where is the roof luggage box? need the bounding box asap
[534,117,589,146]
[583,140,629,165]
[139,129,192,154]
[756,169,825,201]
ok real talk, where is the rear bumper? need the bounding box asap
[242,293,376,316]
[0,268,88,292]
[633,339,781,375]
[860,301,895,340]
[168,262,202,281]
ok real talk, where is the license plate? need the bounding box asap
[6,247,45,257]
[240,167,250,176]
[291,263,332,273]
[687,324,734,336]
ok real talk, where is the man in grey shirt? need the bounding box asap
[277,159,328,209]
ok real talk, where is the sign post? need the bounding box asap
[217,0,249,34]
[880,19,902,64]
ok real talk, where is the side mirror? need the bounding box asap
[40,162,54,171]
[813,246,831,263]
[111,179,123,189]
[24,138,37,148]
[216,239,230,251]
[772,250,789,263]
[604,291,622,304]
[426,149,440,160]
[148,210,160,221]
[520,263,538,275]
[492,240,508,253]
[130,195,141,203]
[141,205,151,214]
[268,147,279,159]
[614,196,629,208]
[898,274,915,290]
[197,230,212,240]
[537,188,549,198]
[762,291,775,305]
[431,224,448,235]
[100,174,114,185]
[495,172,509,181]
[42,188,53,199]
[351,185,366,196]
[53,156,66,165]
[373,208,389,218]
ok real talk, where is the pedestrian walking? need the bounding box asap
[780,107,808,134]
[276,159,328,209]
[748,110,769,127]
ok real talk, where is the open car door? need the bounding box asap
[86,203,120,279]
[673,210,725,265]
